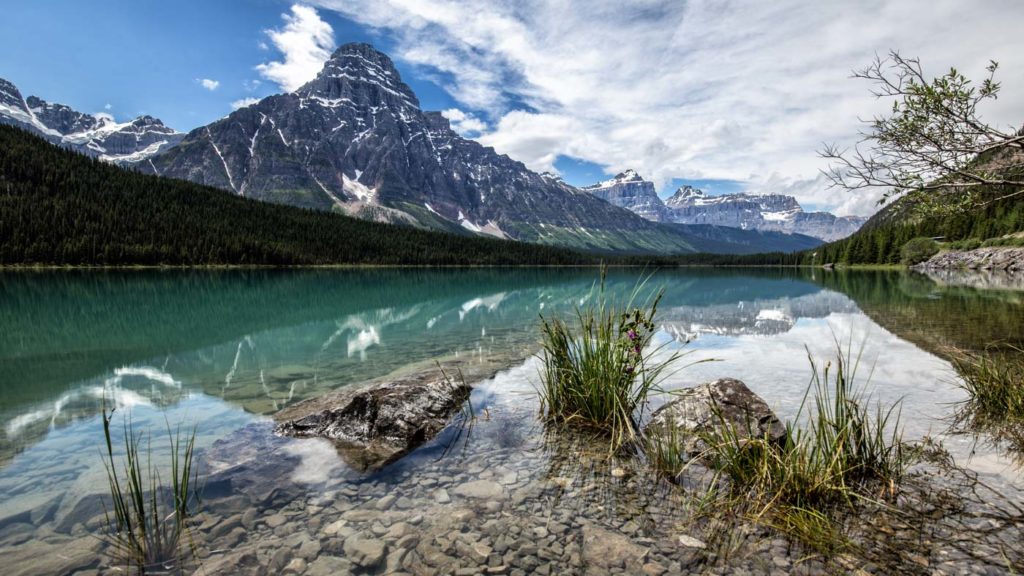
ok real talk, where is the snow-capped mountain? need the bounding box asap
[142,43,711,253]
[665,186,867,241]
[583,170,865,242]
[581,170,669,221]
[0,77,183,163]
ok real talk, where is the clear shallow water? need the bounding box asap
[0,268,1022,574]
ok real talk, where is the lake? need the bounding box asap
[1,268,1022,574]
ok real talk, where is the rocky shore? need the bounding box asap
[914,247,1024,273]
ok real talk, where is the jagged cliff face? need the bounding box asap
[665,188,865,241]
[144,43,700,253]
[0,78,182,163]
[583,171,866,242]
[581,170,669,221]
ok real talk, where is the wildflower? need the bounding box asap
[627,329,637,341]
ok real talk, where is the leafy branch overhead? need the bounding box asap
[821,51,1024,215]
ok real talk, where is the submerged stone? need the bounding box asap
[645,378,786,458]
[274,364,472,471]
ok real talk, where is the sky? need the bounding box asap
[2,0,1023,216]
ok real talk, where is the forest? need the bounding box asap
[0,126,600,266]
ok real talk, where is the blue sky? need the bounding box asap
[3,1,1023,211]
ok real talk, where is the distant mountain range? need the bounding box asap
[0,43,829,255]
[0,78,183,163]
[583,170,866,241]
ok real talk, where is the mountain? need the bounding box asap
[0,77,183,163]
[664,187,867,241]
[0,124,598,266]
[582,170,865,241]
[581,169,669,221]
[143,43,727,254]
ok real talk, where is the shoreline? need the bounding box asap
[0,262,909,271]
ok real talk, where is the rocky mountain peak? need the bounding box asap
[584,168,646,190]
[297,42,419,108]
[0,76,182,163]
[667,185,705,205]
[616,169,643,182]
[0,78,26,111]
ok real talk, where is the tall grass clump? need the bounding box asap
[101,403,200,574]
[538,271,680,449]
[951,345,1024,425]
[702,339,907,524]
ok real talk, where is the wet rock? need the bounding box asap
[306,555,351,575]
[645,378,786,458]
[677,535,706,549]
[581,522,648,571]
[274,366,472,471]
[344,534,387,568]
[4,535,101,576]
[453,480,507,500]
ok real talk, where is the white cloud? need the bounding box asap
[197,78,220,91]
[103,103,112,110]
[441,108,487,136]
[256,4,335,92]
[231,97,261,110]
[309,0,1024,216]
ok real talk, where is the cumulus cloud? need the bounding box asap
[197,78,220,91]
[103,103,112,110]
[441,108,488,136]
[256,4,335,92]
[309,0,1024,215]
[231,97,261,110]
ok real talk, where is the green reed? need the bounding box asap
[537,270,680,450]
[101,402,200,574]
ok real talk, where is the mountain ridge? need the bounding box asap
[143,43,817,255]
[582,169,866,241]
[0,77,183,163]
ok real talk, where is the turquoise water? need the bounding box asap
[0,268,1021,573]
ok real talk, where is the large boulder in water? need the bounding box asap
[274,366,471,471]
[645,378,786,458]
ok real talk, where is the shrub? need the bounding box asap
[900,237,940,265]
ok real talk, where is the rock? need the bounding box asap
[581,522,648,571]
[376,494,397,510]
[434,489,452,504]
[323,519,347,536]
[642,562,668,576]
[645,378,786,459]
[306,555,351,575]
[265,513,287,528]
[677,535,706,549]
[914,247,1024,273]
[344,535,387,568]
[4,535,101,576]
[274,365,472,471]
[284,558,308,574]
[297,536,322,561]
[453,480,507,500]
